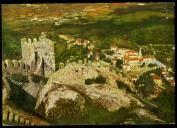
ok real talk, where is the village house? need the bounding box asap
[124,57,142,67]
[142,56,156,65]
[115,48,129,59]
[125,50,139,57]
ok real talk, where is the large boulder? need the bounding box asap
[35,84,85,122]
[35,63,144,123]
[35,82,144,123]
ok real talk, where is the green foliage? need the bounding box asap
[31,74,48,84]
[54,42,67,63]
[107,50,114,55]
[148,63,157,67]
[116,80,131,92]
[148,68,162,76]
[151,86,175,123]
[99,53,106,60]
[135,73,155,97]
[102,58,111,63]
[95,75,106,84]
[85,75,106,85]
[55,44,88,65]
[2,26,22,60]
[49,100,130,125]
[130,25,174,45]
[116,59,123,69]
[85,79,94,85]
[141,62,145,67]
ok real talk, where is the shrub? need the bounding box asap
[134,73,155,97]
[116,59,123,69]
[152,87,175,123]
[85,79,94,85]
[85,75,106,85]
[95,75,106,84]
[116,80,131,92]
[148,63,157,67]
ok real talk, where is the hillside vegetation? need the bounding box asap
[2,3,175,67]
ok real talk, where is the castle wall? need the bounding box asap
[3,59,31,75]
[3,109,35,125]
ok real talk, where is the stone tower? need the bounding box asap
[21,32,56,77]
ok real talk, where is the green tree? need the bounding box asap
[141,62,145,67]
[116,59,123,69]
[148,63,157,67]
[135,73,155,97]
[94,75,106,84]
[152,86,175,123]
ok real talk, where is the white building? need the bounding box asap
[115,48,129,59]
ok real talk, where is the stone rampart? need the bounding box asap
[58,58,93,70]
[3,59,32,75]
[3,110,35,126]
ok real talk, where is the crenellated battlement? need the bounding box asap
[3,59,32,75]
[2,107,48,125]
[33,38,38,43]
[21,32,50,45]
[21,37,39,44]
[58,58,93,70]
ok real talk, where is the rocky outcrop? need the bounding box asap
[35,63,144,123]
[35,82,144,122]
[35,84,86,122]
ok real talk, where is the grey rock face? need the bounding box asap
[35,84,85,121]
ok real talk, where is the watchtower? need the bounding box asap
[21,32,56,77]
